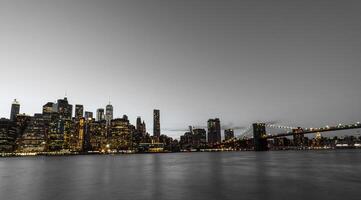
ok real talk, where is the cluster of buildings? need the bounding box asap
[0,97,178,154]
[179,119,235,150]
[0,98,240,154]
[1,98,360,155]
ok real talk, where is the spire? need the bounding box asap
[12,99,19,104]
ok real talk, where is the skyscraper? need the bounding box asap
[42,102,55,115]
[105,103,113,126]
[96,108,105,121]
[136,116,142,132]
[10,99,20,121]
[153,109,160,140]
[207,118,221,145]
[54,97,72,119]
[84,111,93,119]
[75,104,84,119]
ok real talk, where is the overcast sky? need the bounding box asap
[1,0,360,138]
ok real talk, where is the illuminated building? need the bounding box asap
[0,118,17,152]
[138,143,164,152]
[108,117,131,150]
[10,99,20,121]
[75,118,90,152]
[153,109,160,141]
[224,129,235,141]
[96,108,105,121]
[207,118,221,145]
[84,111,93,119]
[105,103,113,126]
[54,97,73,119]
[15,114,31,138]
[75,104,84,119]
[87,120,107,151]
[16,114,47,152]
[42,102,55,115]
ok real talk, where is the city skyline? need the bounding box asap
[1,0,361,139]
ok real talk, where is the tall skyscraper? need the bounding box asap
[75,104,84,119]
[96,108,105,121]
[84,111,93,119]
[10,99,20,121]
[105,103,113,126]
[224,129,235,141]
[54,97,72,119]
[136,117,142,131]
[207,118,221,145]
[153,109,160,140]
[142,121,146,135]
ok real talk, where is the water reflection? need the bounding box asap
[1,150,361,200]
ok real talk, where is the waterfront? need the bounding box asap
[1,150,361,200]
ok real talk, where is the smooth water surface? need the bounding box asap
[1,150,361,200]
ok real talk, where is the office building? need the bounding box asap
[153,109,160,140]
[96,108,105,121]
[207,118,221,145]
[10,99,20,121]
[75,104,84,119]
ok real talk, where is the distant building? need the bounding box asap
[96,108,105,121]
[84,111,93,119]
[136,117,142,132]
[193,128,207,148]
[75,105,84,119]
[153,109,160,141]
[207,118,221,145]
[54,97,72,119]
[180,131,193,149]
[16,114,47,152]
[136,117,146,136]
[10,99,20,121]
[224,129,235,141]
[42,102,55,115]
[0,118,17,152]
[105,103,113,126]
[108,118,131,150]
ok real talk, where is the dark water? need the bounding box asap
[1,150,361,200]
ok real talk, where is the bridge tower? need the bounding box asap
[253,123,268,151]
[292,127,305,147]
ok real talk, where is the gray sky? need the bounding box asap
[1,0,361,138]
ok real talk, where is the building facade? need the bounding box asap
[10,99,20,121]
[207,118,221,145]
[153,109,160,141]
[96,108,105,121]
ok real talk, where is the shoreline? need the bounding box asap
[1,147,360,158]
